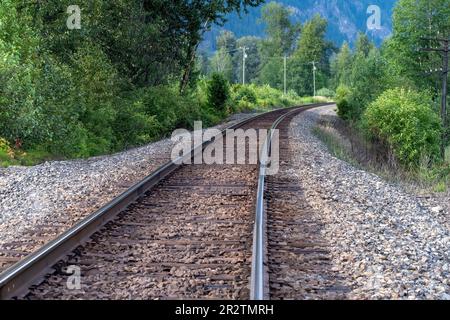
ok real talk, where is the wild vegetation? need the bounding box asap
[0,0,333,167]
[1,0,448,193]
[324,0,449,189]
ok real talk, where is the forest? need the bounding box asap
[184,0,450,186]
[0,0,449,187]
[0,0,321,165]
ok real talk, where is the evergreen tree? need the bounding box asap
[289,14,330,96]
[258,1,301,88]
[355,32,374,57]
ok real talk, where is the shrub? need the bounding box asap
[113,95,160,150]
[140,85,203,132]
[232,85,258,105]
[207,73,230,112]
[363,88,442,167]
[335,85,356,121]
[316,87,335,98]
[0,138,13,155]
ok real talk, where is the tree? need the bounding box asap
[386,0,450,91]
[289,14,331,96]
[347,47,388,119]
[258,1,301,88]
[330,41,353,89]
[213,30,238,82]
[196,51,210,77]
[207,73,231,112]
[172,0,265,92]
[355,32,374,57]
[210,48,234,81]
[235,36,261,84]
[216,30,237,53]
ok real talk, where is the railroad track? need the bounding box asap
[265,111,351,300]
[0,103,334,300]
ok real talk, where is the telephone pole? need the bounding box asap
[284,55,287,95]
[420,37,449,159]
[311,61,317,98]
[241,47,248,85]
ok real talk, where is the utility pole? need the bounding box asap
[241,47,248,85]
[420,37,449,159]
[312,61,317,98]
[284,55,287,96]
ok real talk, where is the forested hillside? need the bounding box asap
[202,0,396,52]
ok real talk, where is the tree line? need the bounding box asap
[201,2,334,97]
[0,0,268,161]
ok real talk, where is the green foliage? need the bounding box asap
[289,14,332,96]
[388,0,450,91]
[207,73,231,112]
[316,88,335,98]
[335,85,354,121]
[235,36,261,84]
[258,1,301,88]
[363,88,442,167]
[232,85,258,105]
[259,2,301,55]
[230,84,305,111]
[355,33,375,57]
[216,30,237,54]
[346,47,387,119]
[258,58,284,89]
[0,138,12,158]
[333,46,388,122]
[1,1,268,166]
[330,41,352,89]
[210,48,234,81]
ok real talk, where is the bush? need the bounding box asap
[335,85,357,121]
[0,138,13,155]
[316,87,335,98]
[113,95,160,149]
[207,73,230,112]
[363,88,442,167]
[229,84,304,111]
[232,85,258,105]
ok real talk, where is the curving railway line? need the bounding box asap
[0,103,336,300]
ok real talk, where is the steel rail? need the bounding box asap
[250,103,333,300]
[0,104,326,300]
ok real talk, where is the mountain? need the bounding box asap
[202,0,397,52]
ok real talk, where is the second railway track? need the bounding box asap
[0,103,333,300]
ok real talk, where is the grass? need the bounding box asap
[311,126,360,167]
[312,119,449,193]
[0,148,53,167]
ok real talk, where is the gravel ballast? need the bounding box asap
[0,115,255,251]
[289,105,450,299]
[1,105,449,300]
